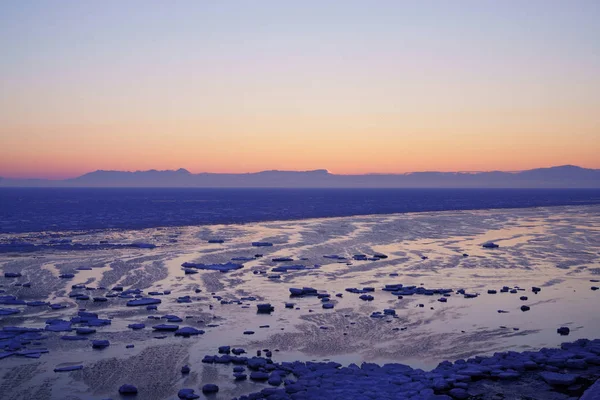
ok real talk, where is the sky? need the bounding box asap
[0,1,599,179]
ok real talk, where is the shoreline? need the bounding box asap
[217,338,600,400]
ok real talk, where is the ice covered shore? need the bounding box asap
[205,339,600,400]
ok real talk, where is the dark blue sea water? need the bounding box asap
[1,188,600,234]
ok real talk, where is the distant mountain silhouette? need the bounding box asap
[1,165,599,188]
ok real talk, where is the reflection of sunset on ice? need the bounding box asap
[1,205,599,398]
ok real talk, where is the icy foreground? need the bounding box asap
[0,205,599,399]
[222,339,600,400]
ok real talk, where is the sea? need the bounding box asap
[2,187,600,233]
[1,188,600,399]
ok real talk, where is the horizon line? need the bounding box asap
[0,164,591,181]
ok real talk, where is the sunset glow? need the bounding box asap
[1,1,599,179]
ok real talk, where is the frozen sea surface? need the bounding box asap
[1,187,600,233]
[0,205,599,399]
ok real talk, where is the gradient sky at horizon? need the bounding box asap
[1,1,599,179]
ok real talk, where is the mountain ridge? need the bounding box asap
[1,165,599,188]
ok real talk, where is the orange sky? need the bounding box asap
[1,1,599,179]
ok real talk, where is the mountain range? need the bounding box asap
[1,165,599,188]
